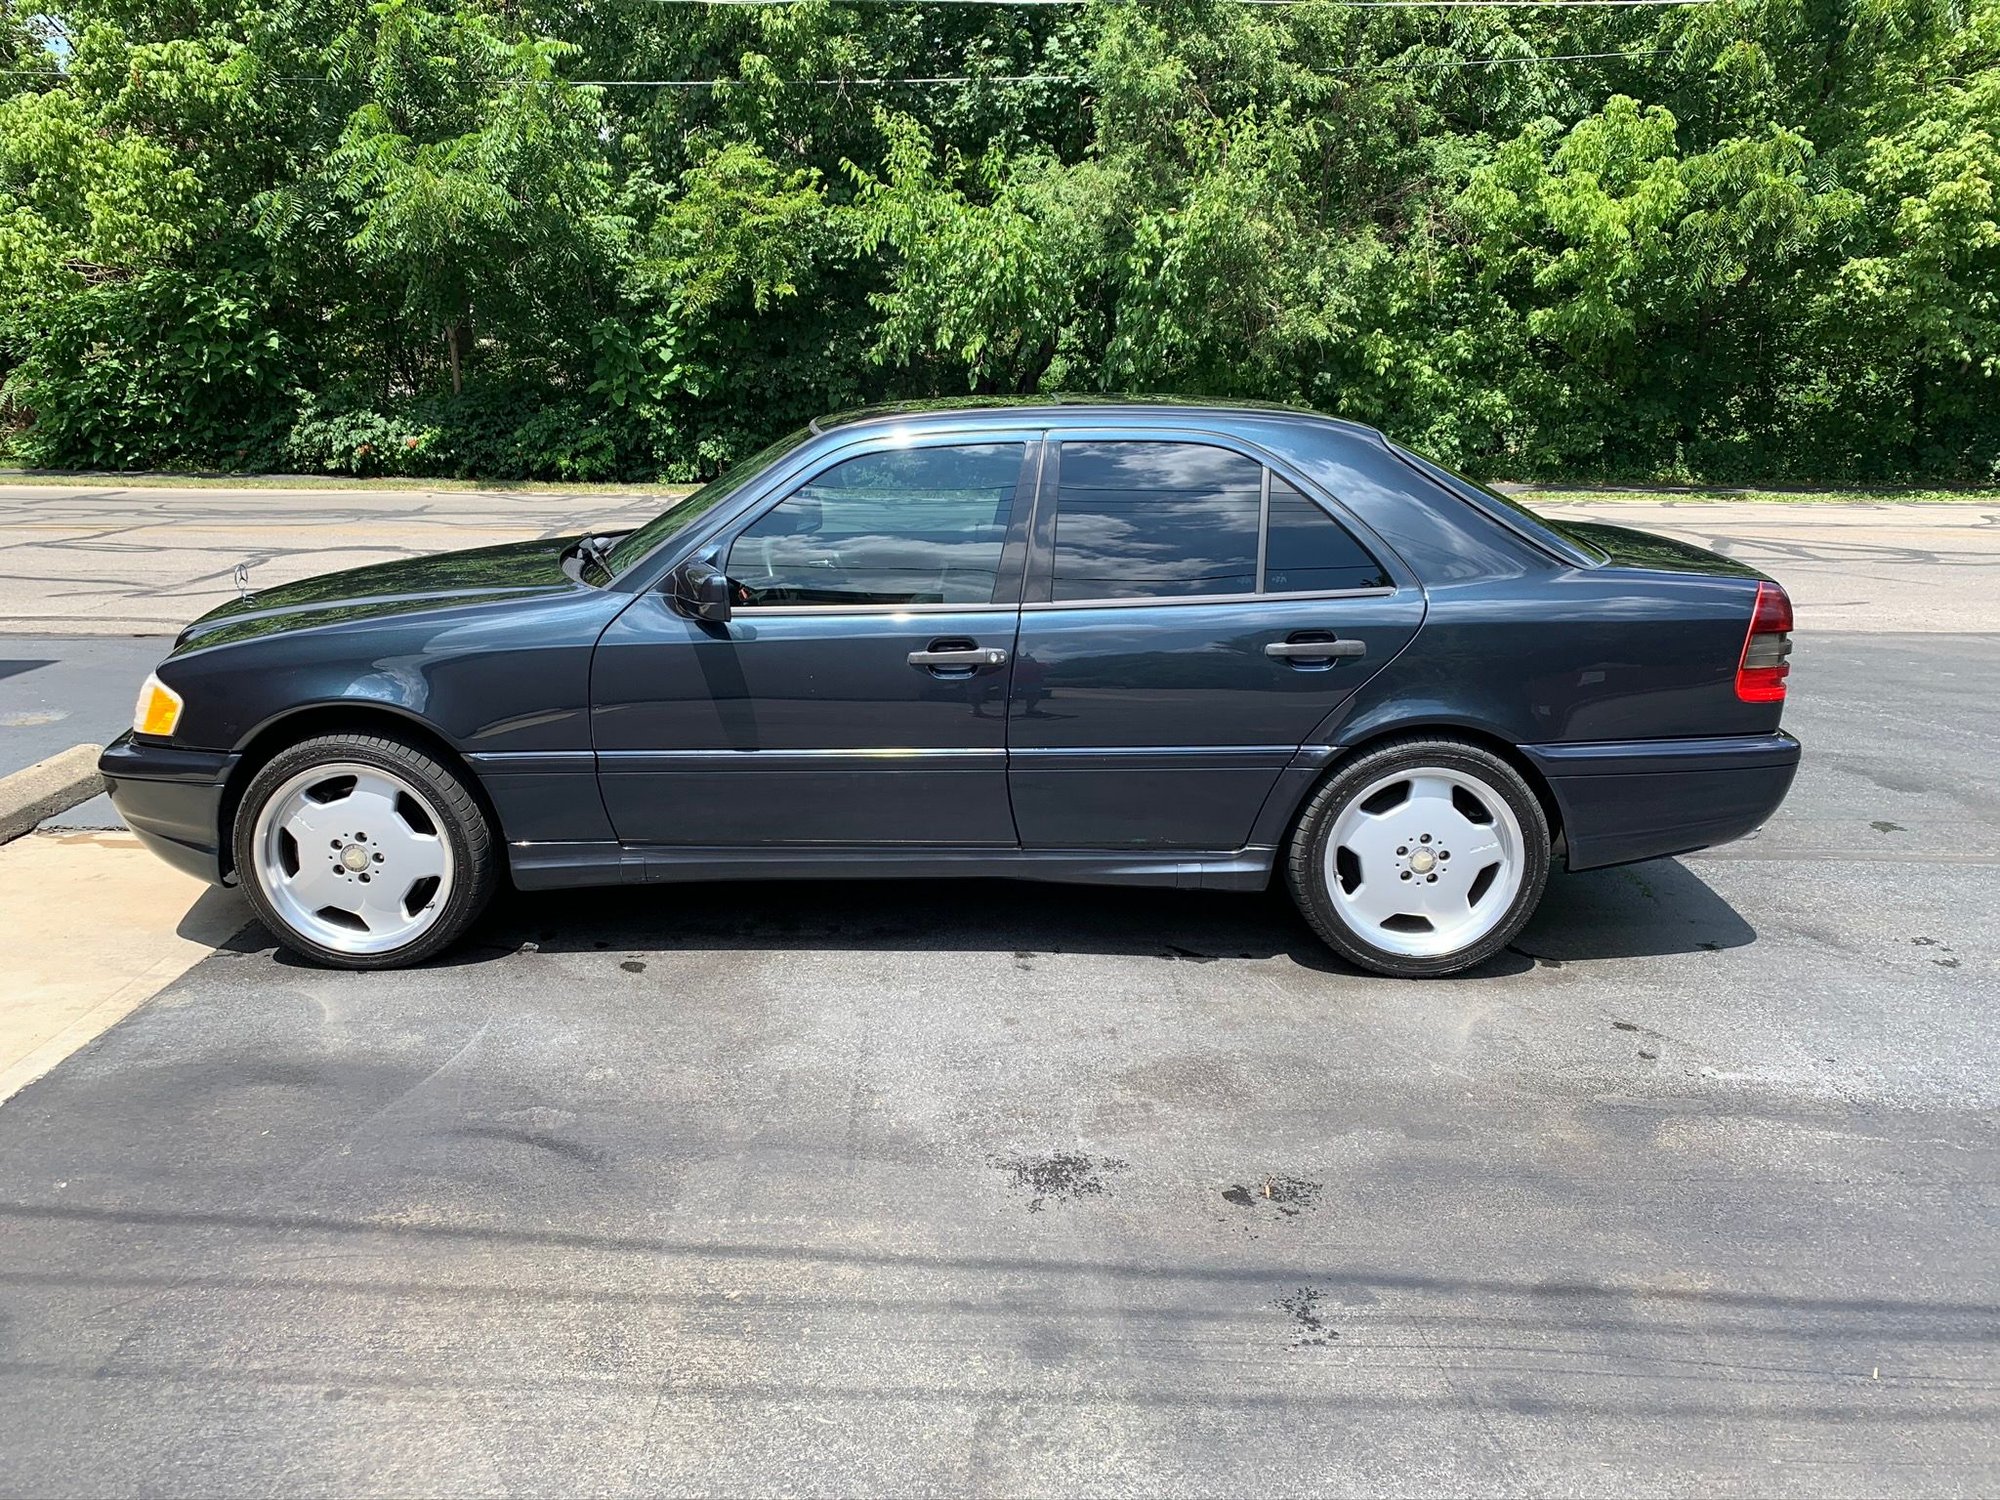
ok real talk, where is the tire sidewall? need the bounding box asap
[232,734,495,970]
[1289,739,1551,978]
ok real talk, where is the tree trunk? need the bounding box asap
[447,321,462,395]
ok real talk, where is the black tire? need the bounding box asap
[1285,736,1551,978]
[232,732,498,970]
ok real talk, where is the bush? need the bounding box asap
[281,387,626,482]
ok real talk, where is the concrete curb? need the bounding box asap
[0,744,105,846]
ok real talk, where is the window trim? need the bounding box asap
[716,430,1044,615]
[1026,427,1405,608]
[1021,584,1397,613]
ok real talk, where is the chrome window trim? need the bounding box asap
[1021,585,1398,613]
[728,601,1022,618]
[1255,464,1271,592]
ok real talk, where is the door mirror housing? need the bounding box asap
[671,559,733,623]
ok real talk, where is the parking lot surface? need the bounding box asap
[0,622,1994,1495]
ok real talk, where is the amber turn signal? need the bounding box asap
[133,673,184,738]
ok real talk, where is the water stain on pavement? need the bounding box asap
[1221,1174,1323,1219]
[1275,1286,1338,1349]
[620,959,646,973]
[1912,936,1961,968]
[991,1149,1128,1212]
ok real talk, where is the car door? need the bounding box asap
[1008,431,1426,850]
[591,433,1036,847]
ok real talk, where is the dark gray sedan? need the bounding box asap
[102,399,1798,977]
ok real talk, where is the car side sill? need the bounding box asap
[509,842,1276,892]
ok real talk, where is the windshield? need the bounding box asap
[604,426,816,576]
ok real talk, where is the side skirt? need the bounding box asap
[509,842,1277,893]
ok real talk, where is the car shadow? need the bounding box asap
[217,854,1756,978]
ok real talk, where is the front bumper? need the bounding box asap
[99,732,238,885]
[1523,731,1801,872]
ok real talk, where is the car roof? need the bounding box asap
[808,395,1387,445]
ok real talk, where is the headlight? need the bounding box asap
[133,673,184,738]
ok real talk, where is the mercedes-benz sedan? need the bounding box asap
[102,400,1799,977]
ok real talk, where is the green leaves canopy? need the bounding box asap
[0,0,1993,482]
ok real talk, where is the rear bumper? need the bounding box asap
[1523,732,1800,872]
[98,732,237,885]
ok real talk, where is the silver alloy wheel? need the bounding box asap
[1323,765,1527,959]
[251,761,455,956]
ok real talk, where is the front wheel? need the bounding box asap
[1287,738,1550,978]
[233,732,498,970]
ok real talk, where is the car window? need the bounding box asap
[1263,476,1392,593]
[727,442,1025,608]
[1050,442,1262,600]
[603,426,815,576]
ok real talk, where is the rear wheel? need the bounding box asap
[233,733,497,970]
[1287,737,1550,978]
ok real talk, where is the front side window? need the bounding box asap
[604,426,815,576]
[727,442,1026,608]
[1050,442,1262,600]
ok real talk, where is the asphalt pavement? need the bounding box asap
[0,634,164,827]
[0,489,1993,1495]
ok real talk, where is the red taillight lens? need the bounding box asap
[1736,580,1794,703]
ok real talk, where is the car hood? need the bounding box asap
[173,537,583,652]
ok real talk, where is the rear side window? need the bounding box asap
[1264,477,1391,593]
[1047,440,1387,601]
[728,442,1025,607]
[1051,442,1262,600]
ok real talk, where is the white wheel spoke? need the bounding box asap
[393,835,449,884]
[358,873,417,927]
[1339,817,1405,869]
[283,860,346,911]
[1343,876,1411,927]
[281,799,340,847]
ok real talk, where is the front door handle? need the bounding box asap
[908,645,1008,669]
[1266,637,1366,662]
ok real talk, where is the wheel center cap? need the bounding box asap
[1409,848,1437,875]
[339,844,371,873]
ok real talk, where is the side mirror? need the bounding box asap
[671,559,733,623]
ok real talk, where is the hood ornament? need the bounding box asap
[233,560,255,601]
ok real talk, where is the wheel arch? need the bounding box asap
[1272,722,1565,870]
[218,703,505,884]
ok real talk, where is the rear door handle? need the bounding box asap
[908,646,1009,668]
[1266,638,1366,661]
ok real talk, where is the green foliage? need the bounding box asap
[0,0,1994,481]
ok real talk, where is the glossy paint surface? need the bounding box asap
[113,400,1796,888]
[592,593,1018,846]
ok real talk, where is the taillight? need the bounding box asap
[1736,580,1794,702]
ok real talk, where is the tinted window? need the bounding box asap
[604,426,814,575]
[1263,477,1391,593]
[1051,442,1262,600]
[728,443,1024,607]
